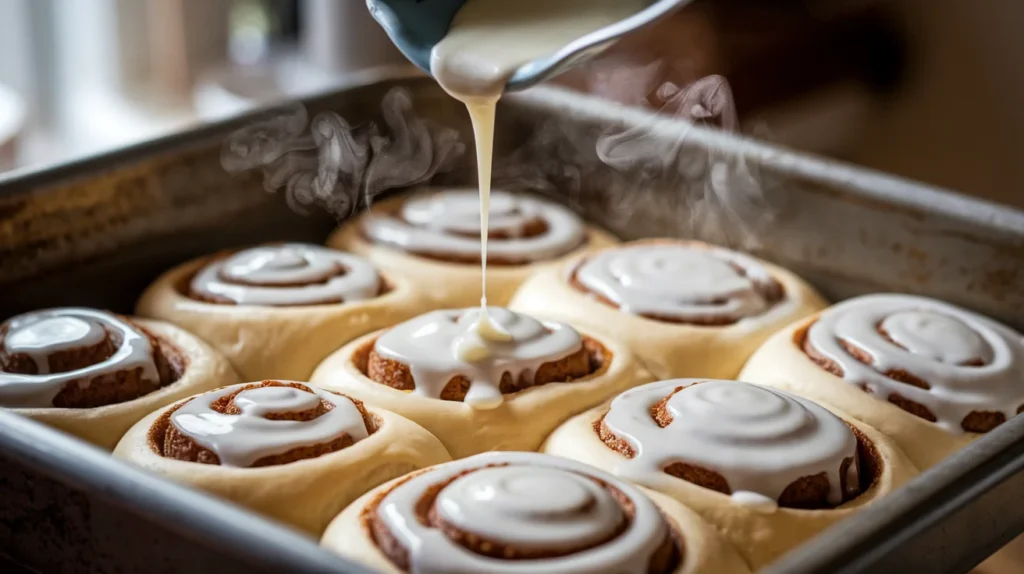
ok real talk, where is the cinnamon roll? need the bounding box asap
[136,243,430,381]
[0,308,237,449]
[321,452,750,574]
[509,239,826,380]
[327,189,618,308]
[739,293,1024,469]
[114,380,451,535]
[542,379,917,570]
[309,307,653,458]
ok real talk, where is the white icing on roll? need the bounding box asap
[574,242,783,323]
[373,308,583,409]
[190,243,381,306]
[169,382,369,467]
[361,190,587,263]
[436,467,621,550]
[603,379,859,510]
[806,294,1024,433]
[0,308,160,408]
[376,452,671,574]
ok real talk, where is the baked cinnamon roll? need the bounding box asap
[327,189,618,308]
[321,452,750,574]
[136,243,430,381]
[510,239,826,380]
[740,293,1024,469]
[0,307,237,449]
[310,307,653,458]
[114,380,451,535]
[543,379,917,570]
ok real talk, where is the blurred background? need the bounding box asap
[0,0,1021,209]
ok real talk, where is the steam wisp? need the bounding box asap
[221,88,465,218]
[596,74,777,248]
[489,72,777,249]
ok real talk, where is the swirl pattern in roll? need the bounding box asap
[188,243,381,306]
[571,242,784,325]
[365,452,680,574]
[0,308,178,408]
[155,381,371,467]
[599,379,861,510]
[369,308,595,409]
[360,189,587,264]
[802,294,1024,433]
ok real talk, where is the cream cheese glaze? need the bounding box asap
[361,190,586,263]
[0,308,160,408]
[574,242,782,323]
[602,379,860,509]
[169,382,369,467]
[805,294,1024,432]
[189,243,381,306]
[375,451,671,574]
[373,307,583,409]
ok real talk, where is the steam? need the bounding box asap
[653,75,739,131]
[221,88,465,218]
[220,73,776,251]
[491,72,778,250]
[596,74,778,248]
[490,121,589,207]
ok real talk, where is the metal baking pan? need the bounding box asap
[2,70,1023,573]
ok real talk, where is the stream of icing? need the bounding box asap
[430,0,645,358]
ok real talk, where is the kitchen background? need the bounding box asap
[0,0,1021,214]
